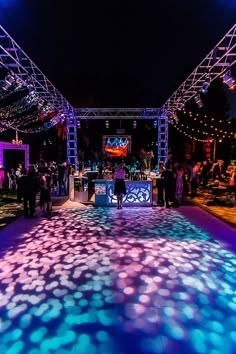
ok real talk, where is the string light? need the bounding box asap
[175,109,234,140]
[173,123,233,142]
[17,113,64,133]
[0,94,38,118]
[0,110,38,129]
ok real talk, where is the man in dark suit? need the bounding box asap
[21,166,39,218]
[161,163,175,208]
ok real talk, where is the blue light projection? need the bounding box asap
[0,0,16,8]
[0,207,236,353]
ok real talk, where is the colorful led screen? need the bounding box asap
[102,135,131,157]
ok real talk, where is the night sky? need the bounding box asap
[0,0,236,110]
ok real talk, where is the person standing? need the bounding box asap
[161,163,175,208]
[200,160,209,188]
[58,161,69,196]
[157,162,165,205]
[21,166,39,218]
[9,169,16,191]
[113,162,127,209]
[229,165,236,206]
[190,162,200,199]
[40,168,53,217]
[15,163,23,202]
[175,165,184,206]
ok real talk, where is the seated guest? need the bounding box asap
[212,160,226,181]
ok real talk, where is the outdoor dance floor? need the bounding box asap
[0,205,236,354]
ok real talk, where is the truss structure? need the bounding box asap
[0,24,74,115]
[1,22,235,167]
[76,108,165,119]
[157,117,169,164]
[0,24,78,166]
[76,108,168,164]
[162,23,236,121]
[66,115,78,166]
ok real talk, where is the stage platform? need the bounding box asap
[0,205,236,354]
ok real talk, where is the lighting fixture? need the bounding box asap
[194,94,203,108]
[199,75,210,94]
[12,130,22,145]
[223,70,235,89]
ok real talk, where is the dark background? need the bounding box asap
[0,0,235,108]
[3,149,25,170]
[0,0,236,163]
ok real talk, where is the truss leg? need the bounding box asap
[157,116,168,165]
[66,115,78,168]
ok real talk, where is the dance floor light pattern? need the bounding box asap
[0,207,236,354]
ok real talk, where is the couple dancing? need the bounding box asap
[114,161,129,209]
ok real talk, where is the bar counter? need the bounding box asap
[94,179,152,207]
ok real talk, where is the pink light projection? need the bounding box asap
[0,207,236,353]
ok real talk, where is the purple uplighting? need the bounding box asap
[0,206,236,353]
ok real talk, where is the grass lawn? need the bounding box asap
[0,190,24,230]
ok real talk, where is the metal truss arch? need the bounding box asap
[162,23,236,121]
[0,24,78,166]
[75,108,165,120]
[76,108,169,164]
[0,24,74,115]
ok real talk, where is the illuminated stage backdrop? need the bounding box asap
[0,207,236,353]
[102,135,131,157]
